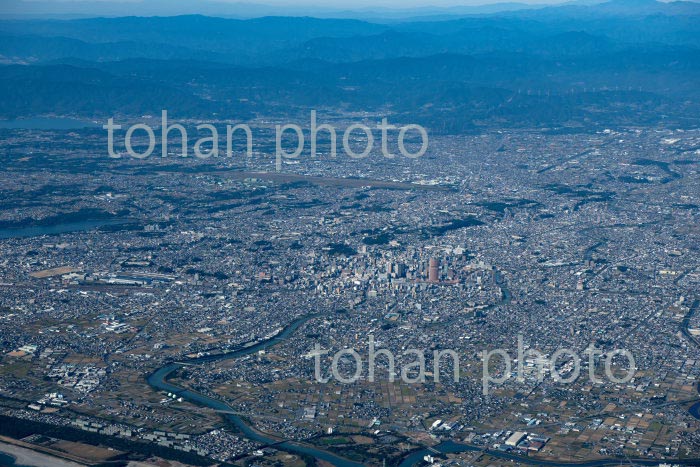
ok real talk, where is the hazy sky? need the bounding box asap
[4,0,603,19]
[246,0,566,4]
[17,0,572,7]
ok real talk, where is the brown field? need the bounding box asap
[49,439,123,462]
[30,266,77,278]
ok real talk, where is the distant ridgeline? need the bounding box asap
[0,0,698,132]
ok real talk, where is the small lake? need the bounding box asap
[0,118,98,130]
[0,219,129,239]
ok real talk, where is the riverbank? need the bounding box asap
[0,440,85,467]
[148,304,700,467]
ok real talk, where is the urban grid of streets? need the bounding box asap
[0,123,700,466]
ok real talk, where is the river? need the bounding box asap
[0,452,28,467]
[147,295,700,467]
[147,313,365,467]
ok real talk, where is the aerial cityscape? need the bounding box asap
[0,0,699,466]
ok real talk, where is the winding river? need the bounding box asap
[147,313,364,467]
[147,301,700,467]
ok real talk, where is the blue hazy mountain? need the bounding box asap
[0,0,585,19]
[3,0,699,19]
[0,0,698,130]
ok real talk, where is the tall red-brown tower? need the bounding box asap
[428,258,439,282]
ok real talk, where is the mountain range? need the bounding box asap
[0,0,698,131]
